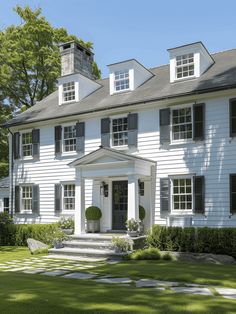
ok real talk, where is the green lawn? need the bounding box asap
[0,247,236,314]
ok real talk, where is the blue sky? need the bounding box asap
[0,0,236,78]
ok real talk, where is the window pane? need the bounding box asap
[63,82,75,102]
[114,70,130,91]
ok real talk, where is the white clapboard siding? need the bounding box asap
[11,95,236,227]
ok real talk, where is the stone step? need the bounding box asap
[49,247,127,259]
[69,234,125,243]
[63,240,113,250]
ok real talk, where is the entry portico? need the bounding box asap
[69,147,156,235]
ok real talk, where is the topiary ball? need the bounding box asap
[85,206,102,220]
[139,205,146,221]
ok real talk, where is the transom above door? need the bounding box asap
[112,180,128,230]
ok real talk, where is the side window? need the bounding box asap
[63,125,76,152]
[21,132,33,157]
[63,184,75,210]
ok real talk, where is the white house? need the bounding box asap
[4,41,236,235]
[0,177,9,213]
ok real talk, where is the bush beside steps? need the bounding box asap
[126,248,174,261]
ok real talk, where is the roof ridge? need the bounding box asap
[211,47,236,55]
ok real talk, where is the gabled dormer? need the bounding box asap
[58,41,100,105]
[168,42,215,83]
[108,59,153,95]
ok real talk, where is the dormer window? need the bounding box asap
[176,53,194,79]
[63,82,75,102]
[114,70,130,92]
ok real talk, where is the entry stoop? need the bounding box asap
[48,234,130,261]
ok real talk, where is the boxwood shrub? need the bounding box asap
[147,225,236,258]
[0,223,59,246]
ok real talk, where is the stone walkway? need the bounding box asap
[0,257,236,300]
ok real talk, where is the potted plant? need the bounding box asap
[139,206,146,234]
[58,217,74,235]
[52,229,68,249]
[111,236,131,253]
[126,218,140,237]
[85,206,102,233]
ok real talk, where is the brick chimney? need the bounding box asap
[59,41,94,80]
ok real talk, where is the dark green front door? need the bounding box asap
[112,180,128,230]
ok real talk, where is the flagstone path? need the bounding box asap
[0,256,236,300]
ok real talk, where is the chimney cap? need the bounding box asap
[59,40,94,56]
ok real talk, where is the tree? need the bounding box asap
[0,5,101,178]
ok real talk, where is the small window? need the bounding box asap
[22,132,32,157]
[63,125,76,152]
[63,184,75,210]
[21,186,32,211]
[176,53,194,79]
[172,178,192,211]
[139,182,144,196]
[63,82,75,102]
[3,198,9,213]
[172,107,192,140]
[112,117,128,146]
[114,70,129,92]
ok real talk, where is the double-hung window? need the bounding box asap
[114,70,129,92]
[112,117,128,147]
[63,125,76,152]
[22,132,33,157]
[172,178,192,211]
[63,82,75,102]
[172,107,192,141]
[63,184,75,210]
[21,186,32,211]
[176,53,194,79]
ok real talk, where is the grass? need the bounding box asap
[0,246,236,313]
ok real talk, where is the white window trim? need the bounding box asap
[169,174,194,215]
[61,123,77,155]
[20,184,33,214]
[20,129,33,160]
[62,81,76,104]
[170,104,194,144]
[110,114,128,149]
[175,53,195,81]
[61,182,76,213]
[113,69,130,94]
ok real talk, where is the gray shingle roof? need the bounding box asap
[4,49,236,127]
[0,176,9,188]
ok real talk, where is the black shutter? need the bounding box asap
[230,174,236,214]
[55,126,62,154]
[76,122,85,153]
[160,178,170,214]
[13,132,20,159]
[193,103,205,140]
[55,184,61,213]
[159,108,170,144]
[128,113,138,148]
[32,185,39,214]
[194,176,205,214]
[101,118,110,147]
[32,129,40,158]
[230,99,236,137]
[15,186,20,213]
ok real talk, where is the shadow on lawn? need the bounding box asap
[0,272,235,314]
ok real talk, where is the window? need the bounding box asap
[22,132,32,157]
[3,198,9,213]
[139,181,144,196]
[172,107,192,140]
[21,186,32,211]
[112,117,128,146]
[230,99,236,137]
[63,184,75,210]
[63,82,75,102]
[230,174,236,215]
[63,125,76,152]
[176,53,194,79]
[172,178,192,211]
[114,70,129,92]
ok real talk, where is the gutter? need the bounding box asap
[3,83,236,128]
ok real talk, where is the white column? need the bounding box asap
[74,170,85,235]
[128,175,139,220]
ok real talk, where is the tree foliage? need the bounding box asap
[0,5,101,178]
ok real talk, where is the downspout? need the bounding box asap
[8,128,14,218]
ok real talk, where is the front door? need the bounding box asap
[112,180,128,230]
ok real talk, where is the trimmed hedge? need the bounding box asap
[147,225,236,258]
[0,223,58,246]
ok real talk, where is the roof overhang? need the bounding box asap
[68,147,156,179]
